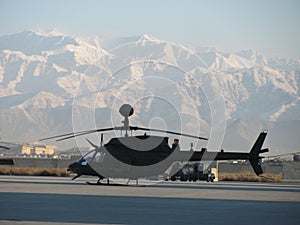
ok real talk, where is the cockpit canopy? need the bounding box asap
[79,150,106,164]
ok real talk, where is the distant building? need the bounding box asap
[21,143,56,156]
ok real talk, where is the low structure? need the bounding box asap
[21,143,56,156]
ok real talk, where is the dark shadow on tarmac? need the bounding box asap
[1,192,299,225]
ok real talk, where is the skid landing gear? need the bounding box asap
[86,177,105,185]
[126,179,139,186]
[86,178,145,186]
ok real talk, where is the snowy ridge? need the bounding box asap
[0,30,299,152]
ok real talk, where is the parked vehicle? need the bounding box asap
[166,162,215,182]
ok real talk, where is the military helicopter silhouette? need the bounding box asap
[40,104,269,185]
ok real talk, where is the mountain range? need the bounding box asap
[0,30,299,154]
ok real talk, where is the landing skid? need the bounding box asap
[86,178,145,187]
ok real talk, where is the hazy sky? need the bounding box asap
[1,0,300,58]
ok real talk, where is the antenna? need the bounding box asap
[100,133,103,147]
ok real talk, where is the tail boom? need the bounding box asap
[185,130,269,176]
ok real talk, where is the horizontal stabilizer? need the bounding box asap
[260,148,269,154]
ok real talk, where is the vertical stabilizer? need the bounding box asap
[249,130,269,175]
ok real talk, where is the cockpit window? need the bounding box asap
[93,152,106,163]
[78,150,95,162]
[79,150,105,163]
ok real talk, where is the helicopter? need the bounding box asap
[0,140,14,166]
[40,104,269,185]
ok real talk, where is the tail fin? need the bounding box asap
[249,130,269,175]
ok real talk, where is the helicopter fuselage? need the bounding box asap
[68,131,268,180]
[69,135,180,179]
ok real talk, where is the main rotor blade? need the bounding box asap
[56,128,115,141]
[39,127,114,141]
[130,126,208,140]
[39,131,91,141]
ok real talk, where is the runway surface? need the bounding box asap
[0,176,299,225]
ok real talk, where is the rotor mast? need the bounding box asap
[119,104,134,137]
[122,116,129,137]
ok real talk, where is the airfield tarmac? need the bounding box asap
[0,176,299,225]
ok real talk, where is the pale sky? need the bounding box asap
[1,0,300,58]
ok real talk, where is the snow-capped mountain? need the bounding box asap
[0,30,299,153]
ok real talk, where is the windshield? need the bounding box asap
[78,150,106,164]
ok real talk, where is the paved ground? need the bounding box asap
[0,176,299,225]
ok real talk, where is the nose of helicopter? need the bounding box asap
[68,162,80,173]
[68,162,83,180]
